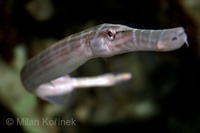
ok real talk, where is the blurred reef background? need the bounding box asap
[0,0,200,132]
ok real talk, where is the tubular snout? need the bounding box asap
[157,27,188,51]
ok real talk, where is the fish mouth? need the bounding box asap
[178,28,189,47]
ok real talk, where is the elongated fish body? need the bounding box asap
[20,23,188,104]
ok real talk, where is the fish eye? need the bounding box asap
[107,29,116,40]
